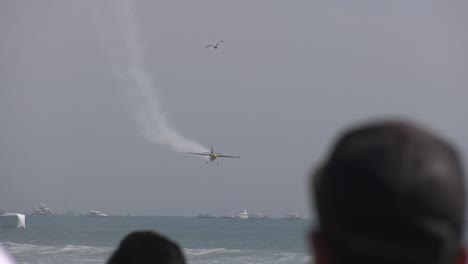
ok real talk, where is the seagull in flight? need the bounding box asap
[205,40,224,49]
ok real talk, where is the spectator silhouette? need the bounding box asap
[107,231,186,264]
[309,120,466,264]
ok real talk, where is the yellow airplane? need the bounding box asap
[187,146,240,164]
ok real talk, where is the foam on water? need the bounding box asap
[3,242,310,264]
[3,242,112,264]
[185,247,310,264]
[185,247,242,256]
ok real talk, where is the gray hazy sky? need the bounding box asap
[1,0,467,217]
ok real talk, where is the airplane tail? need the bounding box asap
[211,145,214,153]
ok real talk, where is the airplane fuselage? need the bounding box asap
[209,153,219,161]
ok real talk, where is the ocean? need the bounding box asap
[0,215,311,264]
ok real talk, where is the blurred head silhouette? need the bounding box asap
[107,231,186,264]
[309,120,466,264]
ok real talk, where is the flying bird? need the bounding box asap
[205,40,224,49]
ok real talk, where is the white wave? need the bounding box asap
[184,247,310,264]
[60,244,112,254]
[4,242,112,253]
[4,242,310,264]
[3,242,113,262]
[185,248,242,256]
[3,242,52,254]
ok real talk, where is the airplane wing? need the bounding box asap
[204,45,214,48]
[217,154,240,158]
[186,152,211,156]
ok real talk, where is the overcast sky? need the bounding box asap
[1,0,467,217]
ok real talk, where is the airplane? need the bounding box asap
[186,146,240,164]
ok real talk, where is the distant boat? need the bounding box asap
[284,214,304,219]
[250,213,268,219]
[236,210,249,219]
[196,213,216,218]
[31,204,53,215]
[220,214,236,219]
[86,210,109,217]
[65,211,77,216]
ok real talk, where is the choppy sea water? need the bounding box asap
[0,216,311,264]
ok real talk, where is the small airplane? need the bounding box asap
[186,146,240,164]
[205,40,224,49]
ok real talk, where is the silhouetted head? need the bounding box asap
[310,120,466,264]
[107,231,186,264]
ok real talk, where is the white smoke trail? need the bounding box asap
[115,0,208,154]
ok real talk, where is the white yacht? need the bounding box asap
[31,204,53,215]
[236,210,249,219]
[86,210,109,217]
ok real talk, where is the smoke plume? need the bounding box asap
[114,0,208,154]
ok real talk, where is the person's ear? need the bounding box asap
[310,230,329,264]
[456,247,467,264]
